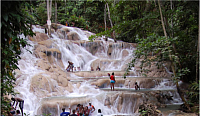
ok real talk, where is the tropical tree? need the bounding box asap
[1,1,35,115]
[126,0,199,112]
[89,0,198,112]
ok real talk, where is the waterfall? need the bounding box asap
[12,24,182,116]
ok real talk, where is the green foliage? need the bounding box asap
[35,2,47,25]
[88,29,111,41]
[1,1,35,115]
[129,31,198,111]
[130,34,173,75]
[186,81,199,105]
[56,1,105,33]
[139,109,148,116]
[68,15,88,29]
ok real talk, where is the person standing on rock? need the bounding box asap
[11,97,24,116]
[110,72,115,91]
[91,67,94,71]
[96,66,101,71]
[88,103,95,116]
[135,82,140,90]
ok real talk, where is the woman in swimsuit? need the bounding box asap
[110,72,115,91]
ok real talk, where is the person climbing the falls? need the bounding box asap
[60,108,71,116]
[135,82,140,90]
[66,21,69,26]
[91,67,94,71]
[11,97,24,116]
[88,103,95,116]
[110,72,115,91]
[66,61,74,72]
[96,66,101,71]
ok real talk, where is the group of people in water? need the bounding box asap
[66,61,140,91]
[91,66,101,71]
[60,103,103,116]
[66,61,101,72]
[108,72,140,91]
[66,61,81,72]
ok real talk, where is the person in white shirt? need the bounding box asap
[88,103,95,116]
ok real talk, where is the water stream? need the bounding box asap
[13,25,182,116]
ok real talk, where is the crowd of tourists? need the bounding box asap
[60,103,103,116]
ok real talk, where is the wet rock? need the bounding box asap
[139,79,157,88]
[37,60,51,71]
[139,103,162,116]
[57,75,68,87]
[91,79,109,87]
[37,104,58,116]
[73,71,135,77]
[30,73,56,97]
[38,39,54,48]
[76,82,81,88]
[28,32,49,42]
[122,49,129,58]
[134,59,172,78]
[67,31,81,40]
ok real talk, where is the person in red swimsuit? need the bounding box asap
[110,72,115,91]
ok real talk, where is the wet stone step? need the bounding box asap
[100,88,177,93]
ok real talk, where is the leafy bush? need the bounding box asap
[187,81,199,105]
[67,15,89,29]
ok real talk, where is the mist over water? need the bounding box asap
[13,25,182,116]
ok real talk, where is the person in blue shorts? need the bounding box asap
[110,72,115,91]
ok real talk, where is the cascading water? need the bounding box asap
[15,38,44,115]
[13,24,182,116]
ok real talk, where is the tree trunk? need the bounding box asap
[197,1,200,82]
[30,0,33,30]
[106,3,116,42]
[65,0,66,14]
[47,0,52,36]
[104,4,107,31]
[169,0,181,68]
[158,0,190,111]
[55,1,57,24]
[145,0,151,13]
